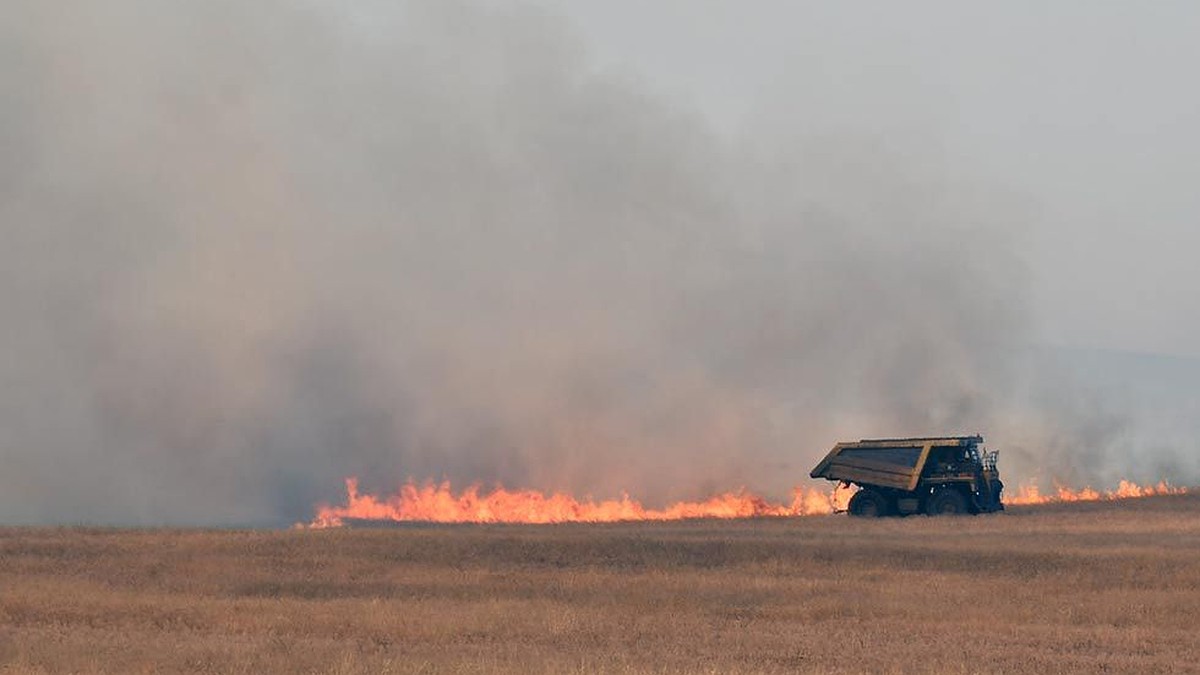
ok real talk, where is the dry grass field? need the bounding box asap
[2,495,1199,674]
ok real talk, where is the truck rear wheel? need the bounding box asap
[925,488,968,516]
[848,489,889,517]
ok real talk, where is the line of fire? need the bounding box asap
[307,435,1187,527]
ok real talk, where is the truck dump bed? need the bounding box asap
[809,435,983,491]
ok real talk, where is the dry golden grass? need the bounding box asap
[3,495,1200,674]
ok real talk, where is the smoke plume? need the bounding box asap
[1,2,1190,525]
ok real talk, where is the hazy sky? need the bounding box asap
[3,2,1198,525]
[553,1,1200,358]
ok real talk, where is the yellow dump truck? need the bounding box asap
[810,435,1004,516]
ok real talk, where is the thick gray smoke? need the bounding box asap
[1,2,1192,525]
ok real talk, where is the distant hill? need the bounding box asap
[1030,345,1200,408]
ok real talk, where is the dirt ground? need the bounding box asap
[2,494,1199,674]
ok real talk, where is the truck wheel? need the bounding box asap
[848,489,888,517]
[925,488,968,516]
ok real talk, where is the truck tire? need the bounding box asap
[925,488,968,516]
[848,489,889,517]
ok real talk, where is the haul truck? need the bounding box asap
[810,435,1004,516]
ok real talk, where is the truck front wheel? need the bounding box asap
[925,488,968,516]
[848,489,889,517]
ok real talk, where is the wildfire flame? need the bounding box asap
[1005,479,1187,505]
[306,477,1190,527]
[308,478,854,528]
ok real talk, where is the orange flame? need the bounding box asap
[308,478,854,528]
[1005,479,1187,505]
